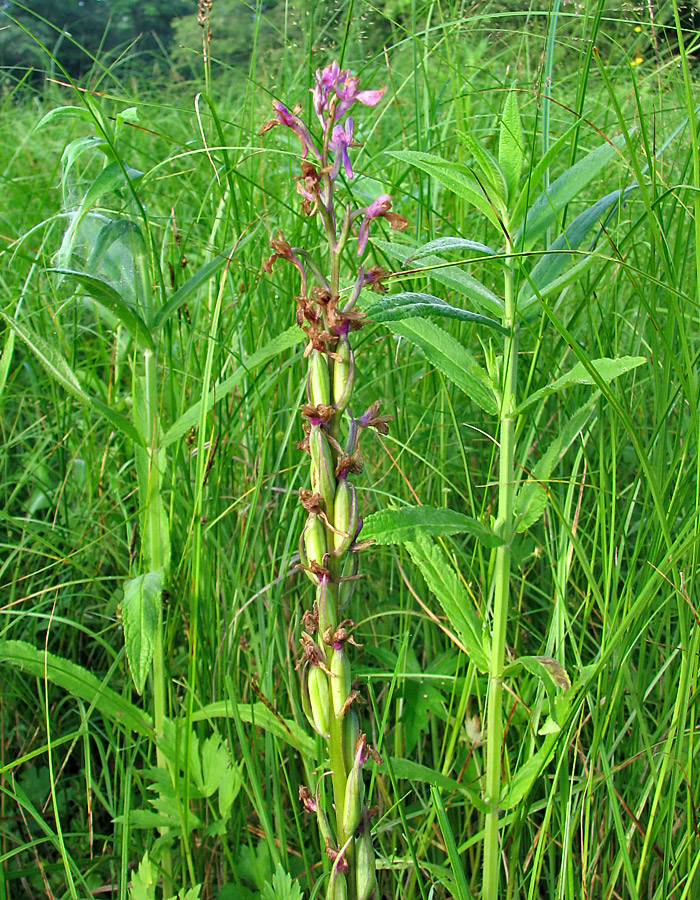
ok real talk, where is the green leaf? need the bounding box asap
[362,505,502,548]
[388,318,499,415]
[153,248,236,331]
[431,787,475,900]
[498,90,524,201]
[458,129,507,205]
[515,396,597,531]
[503,655,571,721]
[365,292,507,334]
[37,105,95,129]
[405,534,489,672]
[162,326,304,448]
[0,640,152,736]
[518,187,634,313]
[122,570,163,696]
[46,268,154,350]
[261,864,303,900]
[0,312,144,447]
[372,238,504,319]
[515,134,626,249]
[517,355,646,415]
[389,150,503,228]
[404,237,499,263]
[129,851,156,900]
[192,701,316,758]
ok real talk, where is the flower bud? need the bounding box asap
[309,350,331,407]
[333,478,358,556]
[343,709,360,772]
[307,665,331,737]
[356,813,376,900]
[331,646,352,718]
[332,335,355,414]
[304,513,327,568]
[310,426,336,505]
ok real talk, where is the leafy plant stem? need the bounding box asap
[483,238,518,899]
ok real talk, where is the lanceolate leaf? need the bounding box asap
[457,130,508,204]
[498,90,524,202]
[518,187,635,312]
[362,506,501,548]
[517,355,646,415]
[46,268,154,350]
[405,534,489,672]
[404,237,499,264]
[192,701,316,758]
[0,639,152,736]
[0,312,144,447]
[389,318,499,415]
[389,150,503,228]
[503,655,571,720]
[365,292,507,334]
[515,134,626,250]
[153,246,238,330]
[122,570,163,695]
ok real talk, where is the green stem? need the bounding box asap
[483,241,518,899]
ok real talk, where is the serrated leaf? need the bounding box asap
[163,326,304,448]
[261,864,303,900]
[499,90,524,201]
[46,268,154,349]
[372,238,504,319]
[389,150,503,228]
[389,318,498,415]
[365,292,506,334]
[129,851,156,900]
[517,355,645,415]
[518,187,634,313]
[405,534,489,672]
[0,312,144,447]
[515,134,626,250]
[405,237,499,263]
[362,506,501,548]
[0,640,152,735]
[515,396,597,531]
[122,570,162,695]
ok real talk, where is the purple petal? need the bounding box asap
[356,86,387,107]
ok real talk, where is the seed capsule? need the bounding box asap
[332,335,355,414]
[309,426,336,504]
[326,870,347,900]
[333,478,358,556]
[309,350,331,407]
[307,665,331,737]
[342,763,364,835]
[331,646,351,718]
[304,513,327,568]
[356,813,376,900]
[343,710,360,772]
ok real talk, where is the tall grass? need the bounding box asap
[1,1,699,898]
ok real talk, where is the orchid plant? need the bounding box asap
[261,62,406,900]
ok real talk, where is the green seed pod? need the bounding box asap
[309,426,336,505]
[332,335,355,414]
[337,552,359,608]
[342,761,364,836]
[333,478,358,556]
[304,513,327,568]
[343,710,360,772]
[307,665,331,737]
[356,814,376,900]
[331,646,352,718]
[309,350,331,407]
[326,869,347,900]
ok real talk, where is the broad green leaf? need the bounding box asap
[372,238,504,319]
[405,534,489,672]
[515,134,626,249]
[517,253,599,315]
[517,355,646,415]
[129,851,156,900]
[498,90,524,201]
[162,326,304,448]
[518,187,634,312]
[362,505,501,548]
[365,292,506,334]
[37,105,95,129]
[457,129,507,204]
[0,312,144,447]
[0,639,152,736]
[389,758,487,810]
[389,150,503,229]
[503,655,571,722]
[515,396,597,531]
[261,864,303,900]
[46,268,154,350]
[153,247,236,330]
[86,219,147,272]
[192,701,316,758]
[389,318,499,415]
[404,237,499,263]
[122,570,162,695]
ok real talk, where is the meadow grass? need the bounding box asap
[1,1,699,898]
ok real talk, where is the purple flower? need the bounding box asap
[259,100,321,160]
[336,76,386,118]
[330,118,356,178]
[313,60,344,121]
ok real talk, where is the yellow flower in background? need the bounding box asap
[631,56,645,66]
